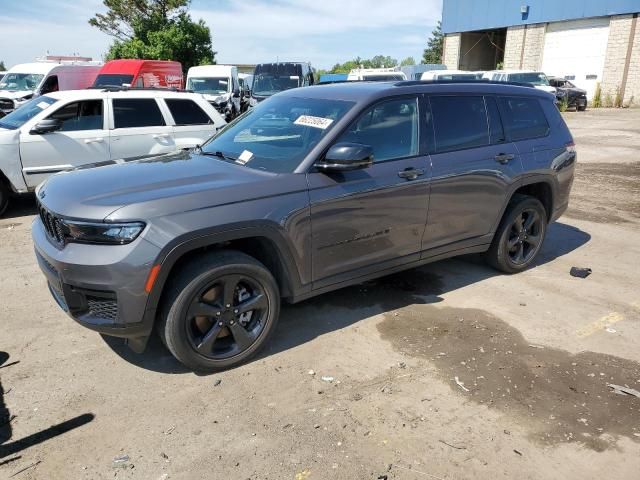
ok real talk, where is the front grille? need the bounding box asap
[86,296,119,322]
[38,202,66,246]
[0,98,14,110]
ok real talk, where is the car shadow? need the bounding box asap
[102,221,591,374]
[0,351,95,461]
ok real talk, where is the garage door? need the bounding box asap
[542,17,610,100]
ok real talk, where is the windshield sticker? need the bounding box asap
[236,150,254,165]
[36,102,51,110]
[294,115,334,130]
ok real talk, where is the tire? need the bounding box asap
[0,181,10,217]
[159,250,280,372]
[577,105,586,112]
[486,195,547,274]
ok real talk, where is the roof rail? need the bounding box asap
[87,86,194,93]
[394,79,536,88]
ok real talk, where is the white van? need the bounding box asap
[420,69,484,81]
[186,65,241,121]
[482,70,557,95]
[347,68,407,82]
[0,61,102,116]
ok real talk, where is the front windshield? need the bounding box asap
[0,73,44,91]
[0,96,57,130]
[93,74,134,87]
[362,74,405,81]
[509,72,550,86]
[202,96,355,173]
[187,77,230,95]
[252,75,300,97]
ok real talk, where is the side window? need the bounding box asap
[429,96,489,153]
[335,97,419,162]
[48,100,103,132]
[165,99,212,126]
[485,97,505,144]
[113,99,166,129]
[499,96,549,141]
[40,75,59,94]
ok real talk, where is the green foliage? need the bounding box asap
[422,21,444,64]
[330,55,399,73]
[558,96,569,113]
[614,86,623,108]
[496,61,504,70]
[400,56,416,66]
[0,60,6,71]
[90,0,216,72]
[592,82,602,108]
[604,92,613,108]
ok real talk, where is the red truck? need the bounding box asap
[93,60,184,89]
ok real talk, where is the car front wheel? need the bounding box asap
[160,251,280,372]
[0,182,10,217]
[486,195,547,273]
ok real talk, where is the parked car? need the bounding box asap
[187,65,241,121]
[549,77,587,111]
[347,68,407,81]
[0,61,101,116]
[93,60,184,89]
[420,70,483,81]
[238,73,253,113]
[0,72,6,82]
[32,81,576,371]
[0,89,225,215]
[250,62,314,107]
[482,70,557,95]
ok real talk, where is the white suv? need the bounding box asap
[0,89,226,214]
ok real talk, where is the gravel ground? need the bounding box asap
[1,108,639,480]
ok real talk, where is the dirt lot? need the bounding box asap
[1,108,640,480]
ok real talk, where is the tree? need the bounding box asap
[329,55,399,73]
[423,21,444,64]
[400,56,416,66]
[89,0,216,72]
[0,61,6,71]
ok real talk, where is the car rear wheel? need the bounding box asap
[486,195,547,274]
[0,182,10,217]
[159,250,280,372]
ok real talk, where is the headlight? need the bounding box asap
[64,221,145,245]
[556,90,567,97]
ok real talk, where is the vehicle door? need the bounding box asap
[307,95,431,285]
[163,98,221,149]
[422,94,522,250]
[108,97,176,160]
[19,98,109,188]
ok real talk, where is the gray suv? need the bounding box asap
[32,81,576,371]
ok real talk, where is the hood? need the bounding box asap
[534,85,557,94]
[37,151,290,221]
[203,93,231,104]
[0,90,34,100]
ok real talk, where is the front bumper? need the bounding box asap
[32,217,162,340]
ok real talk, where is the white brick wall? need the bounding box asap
[601,15,634,100]
[504,26,525,69]
[442,33,461,69]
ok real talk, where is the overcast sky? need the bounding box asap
[0,0,442,70]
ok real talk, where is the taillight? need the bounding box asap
[566,141,576,153]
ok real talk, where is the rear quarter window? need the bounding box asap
[165,99,212,126]
[499,96,549,141]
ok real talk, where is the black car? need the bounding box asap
[33,81,576,371]
[549,77,587,111]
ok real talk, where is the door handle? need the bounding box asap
[495,153,515,164]
[84,138,104,144]
[398,168,425,180]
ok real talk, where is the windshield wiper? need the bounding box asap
[199,150,237,162]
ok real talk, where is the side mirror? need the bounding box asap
[30,118,63,135]
[316,143,374,172]
[233,88,241,98]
